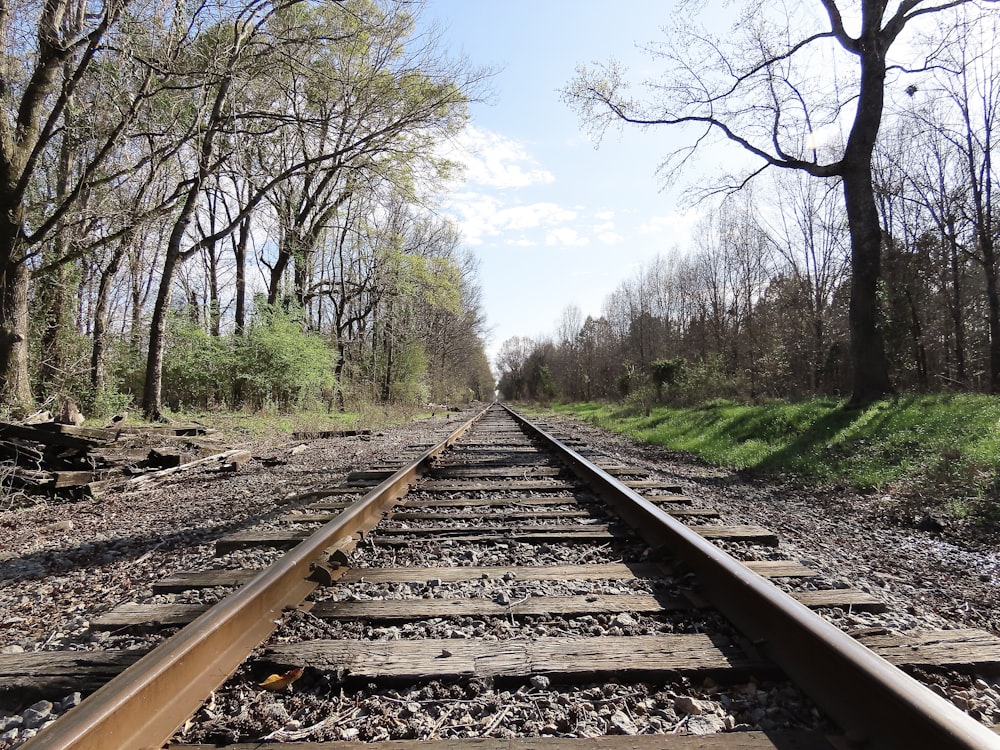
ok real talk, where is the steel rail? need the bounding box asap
[503,404,1000,750]
[21,405,489,750]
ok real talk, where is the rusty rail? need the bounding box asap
[20,406,488,750]
[503,404,1000,750]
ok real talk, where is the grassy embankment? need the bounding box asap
[551,394,1000,522]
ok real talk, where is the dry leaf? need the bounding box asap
[259,666,304,691]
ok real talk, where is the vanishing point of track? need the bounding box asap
[14,403,1000,749]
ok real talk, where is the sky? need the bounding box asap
[418,1,702,363]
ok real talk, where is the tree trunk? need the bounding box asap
[91,246,126,394]
[234,215,250,335]
[982,237,1000,394]
[946,218,967,383]
[842,165,894,406]
[142,246,180,420]
[0,249,32,415]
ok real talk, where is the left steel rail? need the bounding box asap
[20,405,489,750]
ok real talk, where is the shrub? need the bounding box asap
[234,306,336,411]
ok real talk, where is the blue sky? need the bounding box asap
[421,1,701,362]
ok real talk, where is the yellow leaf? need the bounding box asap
[258,666,304,691]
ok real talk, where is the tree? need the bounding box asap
[761,170,849,391]
[564,0,996,406]
[0,0,144,413]
[922,8,1000,389]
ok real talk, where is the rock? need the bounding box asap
[613,612,637,627]
[673,695,703,715]
[609,710,638,735]
[917,513,946,533]
[44,520,74,533]
[0,715,21,732]
[58,693,82,711]
[426,578,442,587]
[340,727,360,740]
[0,645,24,654]
[0,728,20,745]
[686,714,728,734]
[530,675,551,690]
[21,701,53,730]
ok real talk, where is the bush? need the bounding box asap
[234,306,336,411]
[161,315,234,410]
[387,341,429,405]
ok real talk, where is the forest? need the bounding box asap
[498,5,1000,409]
[0,0,494,422]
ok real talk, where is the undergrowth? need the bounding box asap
[550,394,1000,524]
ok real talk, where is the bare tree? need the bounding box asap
[762,170,849,390]
[564,0,996,405]
[922,8,1000,389]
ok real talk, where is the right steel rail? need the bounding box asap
[504,404,1000,750]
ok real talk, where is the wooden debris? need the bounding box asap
[0,416,249,501]
[59,399,85,426]
[124,449,251,491]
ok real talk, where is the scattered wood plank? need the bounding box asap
[30,422,121,442]
[0,422,114,450]
[259,629,1000,681]
[154,563,671,593]
[643,494,693,504]
[740,560,818,578]
[6,629,998,710]
[261,634,767,682]
[117,424,213,436]
[621,480,685,492]
[91,593,693,631]
[52,469,117,488]
[429,466,564,479]
[172,731,838,750]
[0,650,145,710]
[143,447,199,469]
[153,560,812,594]
[284,508,719,525]
[694,525,779,546]
[414,479,577,492]
[154,568,258,592]
[216,523,778,552]
[123,449,251,491]
[853,628,1000,669]
[390,496,588,509]
[793,589,886,613]
[290,429,370,440]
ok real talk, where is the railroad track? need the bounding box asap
[4,403,1000,749]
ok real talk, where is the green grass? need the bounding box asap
[550,395,1000,521]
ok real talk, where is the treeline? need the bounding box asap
[0,0,494,419]
[498,22,1000,407]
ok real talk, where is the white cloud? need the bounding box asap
[639,211,700,235]
[446,194,578,246]
[443,126,555,189]
[546,227,589,247]
[598,231,624,245]
[495,203,576,230]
